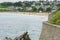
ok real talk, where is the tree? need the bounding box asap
[56,4,60,9]
[1,2,13,7]
[38,7,43,12]
[14,1,22,7]
[32,6,37,12]
[23,1,31,7]
[44,2,50,5]
[35,2,41,6]
[46,7,52,12]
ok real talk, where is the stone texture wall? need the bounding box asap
[40,22,60,40]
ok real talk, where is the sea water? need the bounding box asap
[0,12,48,40]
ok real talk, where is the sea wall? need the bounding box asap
[40,22,60,40]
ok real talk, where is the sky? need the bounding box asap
[0,0,60,3]
[0,0,39,2]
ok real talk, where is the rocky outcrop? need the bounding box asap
[5,37,12,40]
[5,32,31,40]
[14,32,31,40]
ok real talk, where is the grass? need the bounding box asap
[48,10,60,25]
[0,8,8,11]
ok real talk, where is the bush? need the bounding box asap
[56,20,60,25]
[32,7,37,12]
[48,10,60,25]
[46,7,52,12]
[38,7,43,12]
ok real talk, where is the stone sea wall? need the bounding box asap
[40,22,60,40]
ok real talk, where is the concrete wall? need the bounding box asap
[40,22,60,40]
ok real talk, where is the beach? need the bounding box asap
[0,12,49,16]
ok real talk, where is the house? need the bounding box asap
[7,6,16,11]
[26,7,32,11]
[8,6,23,11]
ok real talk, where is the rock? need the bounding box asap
[14,32,31,40]
[5,37,12,40]
[4,32,31,40]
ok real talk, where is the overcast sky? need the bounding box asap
[0,0,39,2]
[0,0,60,3]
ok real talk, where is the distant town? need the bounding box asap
[0,0,60,12]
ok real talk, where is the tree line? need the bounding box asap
[0,1,60,12]
[0,1,41,7]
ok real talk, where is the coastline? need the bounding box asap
[0,12,49,16]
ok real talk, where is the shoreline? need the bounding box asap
[0,12,49,16]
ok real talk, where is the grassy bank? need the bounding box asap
[0,8,9,12]
[48,10,60,25]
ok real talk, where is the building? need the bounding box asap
[39,0,44,1]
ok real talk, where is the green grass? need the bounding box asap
[48,10,60,25]
[0,8,8,11]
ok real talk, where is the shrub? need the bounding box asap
[32,6,37,12]
[38,7,43,12]
[56,20,60,25]
[46,7,52,12]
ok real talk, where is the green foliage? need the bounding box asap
[32,7,37,12]
[23,2,31,7]
[56,4,60,7]
[52,9,60,15]
[46,7,52,12]
[0,1,54,12]
[48,10,60,25]
[1,2,13,7]
[38,7,43,12]
[0,1,36,7]
[44,2,50,5]
[56,4,60,10]
[14,1,22,7]
[56,20,60,25]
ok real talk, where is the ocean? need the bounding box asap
[0,12,48,40]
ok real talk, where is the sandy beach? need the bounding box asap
[0,12,49,16]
